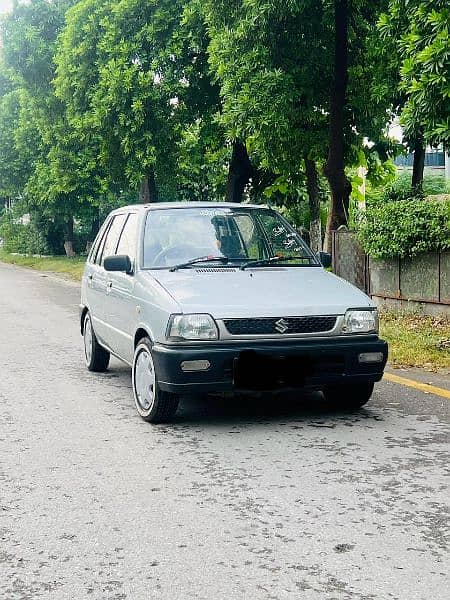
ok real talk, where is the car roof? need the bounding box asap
[110,201,271,215]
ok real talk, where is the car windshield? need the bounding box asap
[142,206,318,269]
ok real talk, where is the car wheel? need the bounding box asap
[323,382,374,410]
[83,312,110,372]
[132,337,179,423]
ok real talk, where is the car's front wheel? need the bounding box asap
[83,312,110,372]
[132,337,179,423]
[323,382,374,410]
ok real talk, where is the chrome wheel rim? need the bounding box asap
[134,349,156,411]
[84,316,93,365]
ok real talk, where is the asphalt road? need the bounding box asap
[0,262,449,600]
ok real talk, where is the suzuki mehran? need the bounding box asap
[80,203,388,422]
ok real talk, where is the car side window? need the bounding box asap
[99,214,127,265]
[94,218,115,265]
[89,218,110,264]
[258,212,306,257]
[116,213,138,260]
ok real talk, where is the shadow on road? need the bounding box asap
[173,391,384,427]
[102,362,384,427]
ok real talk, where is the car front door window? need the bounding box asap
[116,213,138,262]
[100,214,127,265]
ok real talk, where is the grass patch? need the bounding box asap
[380,310,450,372]
[0,251,85,281]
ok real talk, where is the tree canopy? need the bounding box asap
[0,0,447,255]
[379,0,449,147]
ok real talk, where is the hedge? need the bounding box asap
[0,212,50,255]
[356,198,450,259]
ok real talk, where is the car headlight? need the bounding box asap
[343,309,378,334]
[167,314,219,341]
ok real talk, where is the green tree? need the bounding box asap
[378,0,450,191]
[205,0,333,247]
[55,0,222,203]
[205,0,393,250]
[0,88,35,200]
[0,0,89,255]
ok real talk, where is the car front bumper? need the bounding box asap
[152,336,388,394]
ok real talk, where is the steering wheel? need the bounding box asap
[153,243,214,267]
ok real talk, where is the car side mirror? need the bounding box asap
[317,251,332,269]
[104,254,133,274]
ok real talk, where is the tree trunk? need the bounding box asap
[63,217,75,257]
[305,158,322,254]
[323,0,352,253]
[139,170,158,203]
[412,137,425,194]
[226,140,254,203]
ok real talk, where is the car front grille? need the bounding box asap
[223,316,337,336]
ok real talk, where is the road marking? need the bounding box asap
[383,372,450,399]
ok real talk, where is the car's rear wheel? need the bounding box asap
[132,337,179,423]
[83,312,110,372]
[323,382,374,410]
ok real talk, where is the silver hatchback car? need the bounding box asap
[80,203,387,422]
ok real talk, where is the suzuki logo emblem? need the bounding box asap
[275,318,289,334]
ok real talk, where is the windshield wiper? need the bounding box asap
[240,255,310,270]
[169,255,229,272]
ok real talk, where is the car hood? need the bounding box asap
[147,267,373,319]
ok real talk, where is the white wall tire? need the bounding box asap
[83,312,110,372]
[132,337,179,423]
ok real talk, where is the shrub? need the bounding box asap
[357,198,450,259]
[421,174,450,196]
[0,210,50,255]
[367,172,450,204]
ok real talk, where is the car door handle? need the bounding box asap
[106,281,113,293]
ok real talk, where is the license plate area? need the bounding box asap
[233,351,313,390]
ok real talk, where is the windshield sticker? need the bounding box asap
[272,226,286,237]
[199,209,228,217]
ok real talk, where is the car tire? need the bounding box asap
[323,382,374,410]
[132,337,179,423]
[83,312,110,372]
